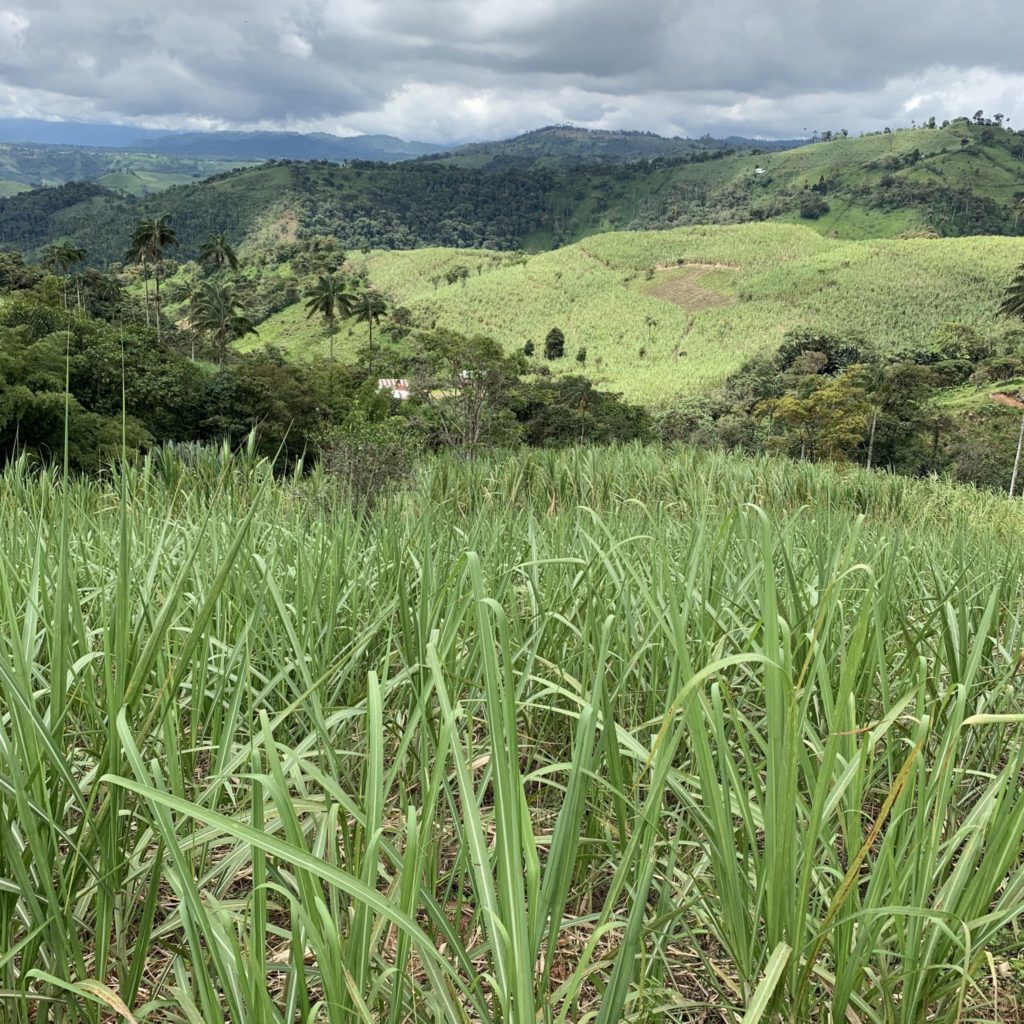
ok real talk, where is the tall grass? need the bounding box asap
[1,443,1022,1022]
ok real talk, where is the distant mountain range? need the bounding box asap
[0,120,813,197]
[0,118,808,168]
[0,118,171,148]
[136,131,448,162]
[0,119,449,162]
[1,120,1020,266]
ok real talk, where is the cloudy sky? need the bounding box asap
[0,0,1022,142]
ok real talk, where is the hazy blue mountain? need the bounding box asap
[136,131,449,162]
[0,118,171,148]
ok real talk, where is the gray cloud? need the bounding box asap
[0,0,1020,140]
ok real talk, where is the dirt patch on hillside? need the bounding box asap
[990,391,1024,409]
[648,264,737,312]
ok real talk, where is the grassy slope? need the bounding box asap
[95,169,208,195]
[0,179,31,198]
[623,123,1024,239]
[246,223,1023,405]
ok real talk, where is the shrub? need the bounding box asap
[317,414,420,507]
[544,327,565,360]
[799,195,830,220]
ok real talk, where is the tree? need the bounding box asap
[643,315,658,346]
[575,346,587,365]
[517,376,654,447]
[79,269,124,320]
[125,216,177,342]
[352,289,389,373]
[410,329,523,453]
[1000,264,1024,321]
[199,233,239,273]
[304,274,354,363]
[523,340,535,357]
[41,241,85,310]
[544,327,565,360]
[799,195,830,220]
[757,371,870,462]
[191,281,258,367]
[386,305,415,342]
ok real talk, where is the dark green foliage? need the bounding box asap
[0,251,42,290]
[516,376,654,447]
[662,320,1024,486]
[523,340,534,357]
[1000,264,1024,321]
[199,233,239,272]
[0,286,361,471]
[408,329,524,452]
[316,413,422,508]
[776,332,865,375]
[0,278,653,472]
[799,195,830,220]
[191,280,258,366]
[544,327,565,360]
[197,351,328,465]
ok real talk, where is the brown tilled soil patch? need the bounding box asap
[990,391,1024,410]
[648,265,737,312]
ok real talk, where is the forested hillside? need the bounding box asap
[1,118,1021,264]
[432,124,804,167]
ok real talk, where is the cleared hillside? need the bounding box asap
[249,223,1023,404]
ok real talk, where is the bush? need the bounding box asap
[544,327,565,360]
[799,196,830,220]
[317,414,420,507]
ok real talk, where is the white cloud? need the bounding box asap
[279,32,313,60]
[0,9,28,58]
[0,0,1020,141]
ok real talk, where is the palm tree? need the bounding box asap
[199,233,239,273]
[644,314,658,347]
[79,269,123,318]
[125,216,178,341]
[1000,264,1024,321]
[352,289,389,372]
[191,281,258,366]
[41,241,85,310]
[304,274,354,362]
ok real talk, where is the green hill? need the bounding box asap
[432,124,804,168]
[0,120,1021,266]
[245,223,1023,404]
[0,141,252,192]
